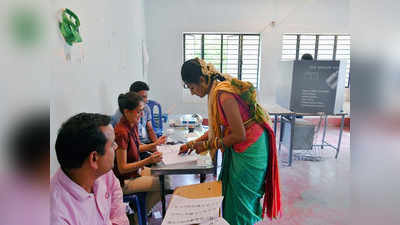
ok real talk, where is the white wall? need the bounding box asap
[144,0,350,116]
[50,0,147,176]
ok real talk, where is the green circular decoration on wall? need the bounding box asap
[59,8,82,46]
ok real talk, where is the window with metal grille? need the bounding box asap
[281,34,351,87]
[184,33,261,88]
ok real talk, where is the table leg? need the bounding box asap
[200,174,206,183]
[321,114,328,149]
[159,175,166,218]
[278,115,284,153]
[336,114,345,159]
[288,114,296,166]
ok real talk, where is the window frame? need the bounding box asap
[183,33,261,88]
[281,33,351,88]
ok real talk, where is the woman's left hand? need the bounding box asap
[178,141,207,155]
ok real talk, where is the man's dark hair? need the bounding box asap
[301,53,314,60]
[129,81,149,92]
[55,113,111,170]
[118,92,143,115]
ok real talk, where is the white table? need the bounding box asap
[151,124,214,218]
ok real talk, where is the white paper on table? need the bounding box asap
[199,217,230,225]
[161,195,223,225]
[157,144,198,165]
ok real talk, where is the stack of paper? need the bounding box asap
[157,144,198,165]
[161,195,225,225]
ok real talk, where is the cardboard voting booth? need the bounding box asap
[276,60,347,114]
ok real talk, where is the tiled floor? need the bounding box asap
[147,121,350,225]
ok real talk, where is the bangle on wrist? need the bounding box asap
[188,141,194,149]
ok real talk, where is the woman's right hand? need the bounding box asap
[147,152,163,164]
[178,143,189,155]
[179,142,195,155]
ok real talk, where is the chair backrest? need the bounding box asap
[123,192,147,225]
[147,100,163,137]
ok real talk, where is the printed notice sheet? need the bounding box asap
[199,217,230,225]
[161,195,223,225]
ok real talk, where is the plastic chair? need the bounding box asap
[123,192,147,225]
[147,100,163,137]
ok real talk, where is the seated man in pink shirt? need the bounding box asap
[50,113,129,225]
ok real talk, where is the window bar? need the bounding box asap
[220,34,223,73]
[314,35,319,60]
[201,34,205,60]
[256,35,261,88]
[333,35,338,60]
[238,35,243,80]
[183,34,186,63]
[295,34,300,60]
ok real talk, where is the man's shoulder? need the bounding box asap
[50,173,72,219]
[144,104,151,112]
[143,104,152,121]
[50,170,71,202]
[50,190,75,225]
[50,169,62,193]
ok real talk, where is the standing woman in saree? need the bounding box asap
[179,58,281,225]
